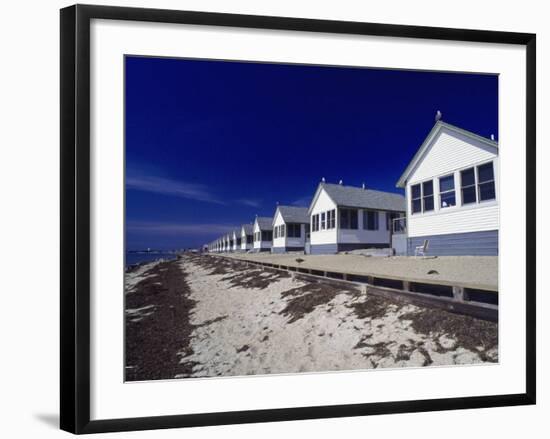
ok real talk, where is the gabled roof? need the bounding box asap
[255,216,273,231]
[241,223,253,234]
[274,205,309,225]
[396,121,498,188]
[308,182,405,213]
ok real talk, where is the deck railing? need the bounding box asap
[392,216,407,234]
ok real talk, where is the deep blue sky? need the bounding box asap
[125,56,498,250]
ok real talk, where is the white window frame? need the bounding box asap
[410,183,422,214]
[327,209,336,229]
[460,167,477,205]
[410,179,434,215]
[422,180,435,212]
[476,161,496,203]
[438,173,456,209]
[312,214,319,232]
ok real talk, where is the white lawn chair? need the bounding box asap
[414,240,429,257]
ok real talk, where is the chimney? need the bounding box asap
[490,134,495,141]
[321,177,326,183]
[362,183,366,190]
[435,110,442,122]
[339,180,343,185]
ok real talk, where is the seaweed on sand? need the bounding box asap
[348,294,402,321]
[279,283,358,323]
[125,260,200,381]
[187,254,249,276]
[223,268,290,290]
[398,308,498,361]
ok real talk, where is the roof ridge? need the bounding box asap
[323,182,404,196]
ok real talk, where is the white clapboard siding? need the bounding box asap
[339,211,390,244]
[409,204,499,237]
[408,130,497,185]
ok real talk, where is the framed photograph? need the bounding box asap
[60,4,536,434]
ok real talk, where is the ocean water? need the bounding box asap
[126,252,177,267]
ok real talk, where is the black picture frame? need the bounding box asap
[60,4,536,434]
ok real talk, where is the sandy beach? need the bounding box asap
[125,254,498,381]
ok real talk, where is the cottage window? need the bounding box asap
[312,214,319,232]
[477,162,496,201]
[340,208,358,229]
[461,168,477,205]
[422,180,434,211]
[411,184,421,214]
[321,212,326,230]
[281,224,285,237]
[439,174,456,208]
[364,210,379,230]
[261,230,272,241]
[247,235,253,244]
[327,209,336,229]
[287,223,301,238]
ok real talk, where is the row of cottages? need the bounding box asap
[395,121,499,256]
[205,119,498,257]
[206,184,406,254]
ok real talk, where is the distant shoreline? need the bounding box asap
[125,252,178,270]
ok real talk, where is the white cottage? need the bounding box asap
[222,234,230,252]
[396,121,498,256]
[271,205,310,253]
[307,182,405,254]
[226,233,233,252]
[252,216,273,252]
[240,224,254,252]
[231,229,241,252]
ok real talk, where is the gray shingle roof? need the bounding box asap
[255,216,273,230]
[321,183,405,211]
[241,224,253,234]
[277,206,309,224]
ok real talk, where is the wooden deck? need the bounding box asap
[214,253,498,322]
